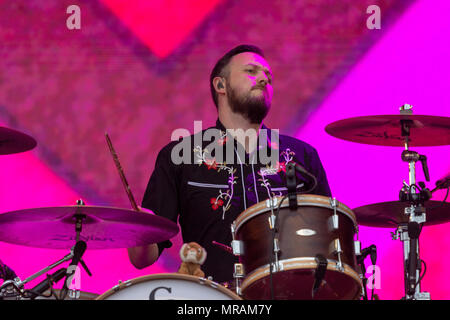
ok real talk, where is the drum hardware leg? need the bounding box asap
[397,213,430,300]
[233,263,245,296]
[396,208,429,299]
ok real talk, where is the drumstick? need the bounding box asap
[105,132,139,212]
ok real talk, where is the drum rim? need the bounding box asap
[233,194,357,234]
[95,273,242,300]
[241,257,362,299]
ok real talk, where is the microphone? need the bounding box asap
[27,268,67,299]
[293,163,318,194]
[285,163,298,210]
[62,241,87,295]
[432,175,450,192]
[369,245,377,266]
[357,245,376,264]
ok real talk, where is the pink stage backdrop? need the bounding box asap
[1,0,448,300]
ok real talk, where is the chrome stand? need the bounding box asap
[393,105,431,300]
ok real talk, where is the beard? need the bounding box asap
[226,82,271,124]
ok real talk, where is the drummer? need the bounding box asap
[128,44,332,284]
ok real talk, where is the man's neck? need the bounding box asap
[218,105,263,154]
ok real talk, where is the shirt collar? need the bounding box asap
[214,118,275,158]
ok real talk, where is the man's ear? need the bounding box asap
[213,77,226,94]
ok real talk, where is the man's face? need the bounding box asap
[224,52,273,124]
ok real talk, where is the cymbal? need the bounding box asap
[0,206,179,249]
[325,114,450,147]
[0,127,37,154]
[353,200,450,228]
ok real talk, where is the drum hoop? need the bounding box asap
[234,194,357,234]
[95,273,242,300]
[241,257,362,297]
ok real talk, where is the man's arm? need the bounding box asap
[127,141,180,269]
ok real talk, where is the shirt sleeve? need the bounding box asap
[141,142,180,255]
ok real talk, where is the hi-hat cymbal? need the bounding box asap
[0,127,37,154]
[325,115,450,147]
[0,206,179,249]
[353,200,450,228]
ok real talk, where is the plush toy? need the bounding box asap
[177,242,207,278]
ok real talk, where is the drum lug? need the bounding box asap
[329,197,339,230]
[328,214,339,231]
[329,197,338,211]
[354,240,361,256]
[230,222,236,237]
[270,260,284,273]
[329,238,345,273]
[268,214,276,230]
[231,240,244,256]
[266,197,278,208]
[335,260,344,273]
[233,263,245,296]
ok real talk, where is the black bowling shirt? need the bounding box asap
[142,120,331,283]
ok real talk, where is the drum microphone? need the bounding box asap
[432,175,450,193]
[286,163,298,210]
[27,268,67,299]
[357,245,377,264]
[286,162,318,210]
[291,162,318,194]
[61,241,87,295]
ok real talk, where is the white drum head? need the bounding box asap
[96,273,241,300]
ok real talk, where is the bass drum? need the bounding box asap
[233,194,362,300]
[96,273,242,300]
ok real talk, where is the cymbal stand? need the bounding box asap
[394,110,431,300]
[0,249,74,299]
[0,200,91,300]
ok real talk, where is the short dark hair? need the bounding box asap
[210,44,265,109]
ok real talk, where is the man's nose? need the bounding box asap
[257,73,269,86]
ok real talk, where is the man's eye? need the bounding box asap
[246,69,256,74]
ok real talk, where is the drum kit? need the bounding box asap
[0,104,449,300]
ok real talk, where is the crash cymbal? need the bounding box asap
[325,115,450,147]
[0,127,37,154]
[0,206,179,249]
[353,200,450,228]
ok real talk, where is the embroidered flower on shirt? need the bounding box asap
[281,148,295,163]
[276,161,286,173]
[204,158,217,170]
[194,144,237,219]
[210,197,224,210]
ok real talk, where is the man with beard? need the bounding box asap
[128,45,331,284]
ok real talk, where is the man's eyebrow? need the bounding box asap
[244,63,273,76]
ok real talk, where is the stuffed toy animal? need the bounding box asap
[177,242,207,278]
